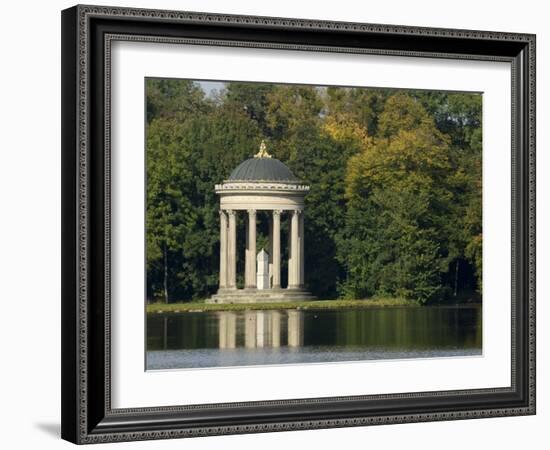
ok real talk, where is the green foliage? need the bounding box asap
[224,82,275,135]
[146,81,261,301]
[337,93,478,303]
[146,78,212,123]
[146,80,482,303]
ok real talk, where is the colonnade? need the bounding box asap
[218,209,305,291]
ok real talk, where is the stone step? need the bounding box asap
[207,289,316,304]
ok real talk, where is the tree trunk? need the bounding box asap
[163,243,169,304]
[453,259,460,297]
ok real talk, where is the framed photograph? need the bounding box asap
[61,4,536,444]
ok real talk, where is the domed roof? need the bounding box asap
[227,141,299,183]
[228,157,298,182]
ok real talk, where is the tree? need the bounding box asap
[146,90,262,301]
[224,82,275,136]
[325,86,390,135]
[265,85,323,161]
[339,93,455,303]
[146,119,197,302]
[146,80,483,303]
[264,86,363,298]
[413,91,483,294]
[146,79,211,123]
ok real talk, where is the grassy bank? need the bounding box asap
[146,297,418,313]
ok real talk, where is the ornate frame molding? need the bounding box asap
[61,4,536,444]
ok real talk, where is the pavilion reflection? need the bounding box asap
[217,310,304,349]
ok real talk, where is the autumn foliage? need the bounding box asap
[146,80,482,303]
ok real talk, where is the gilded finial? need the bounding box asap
[254,140,272,158]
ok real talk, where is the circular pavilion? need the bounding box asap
[208,141,315,304]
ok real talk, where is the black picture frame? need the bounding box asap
[61,4,536,444]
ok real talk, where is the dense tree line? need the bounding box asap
[146,79,482,303]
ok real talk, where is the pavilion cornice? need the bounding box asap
[215,182,310,193]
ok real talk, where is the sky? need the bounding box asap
[195,80,227,97]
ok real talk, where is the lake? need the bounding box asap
[146,305,482,370]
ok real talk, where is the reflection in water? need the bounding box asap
[146,306,482,369]
[149,309,308,351]
[287,310,304,347]
[218,311,236,349]
[218,310,302,349]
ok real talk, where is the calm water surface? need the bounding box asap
[146,305,482,370]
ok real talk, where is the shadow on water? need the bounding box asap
[146,305,482,369]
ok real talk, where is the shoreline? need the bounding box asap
[147,298,426,313]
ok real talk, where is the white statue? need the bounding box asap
[256,249,270,289]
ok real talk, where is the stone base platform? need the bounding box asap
[207,288,316,304]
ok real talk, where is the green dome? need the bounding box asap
[228,157,298,183]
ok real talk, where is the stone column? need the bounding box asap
[245,209,257,289]
[287,213,293,288]
[272,210,281,289]
[299,211,305,288]
[288,210,300,289]
[268,218,273,287]
[227,210,237,289]
[218,210,228,289]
